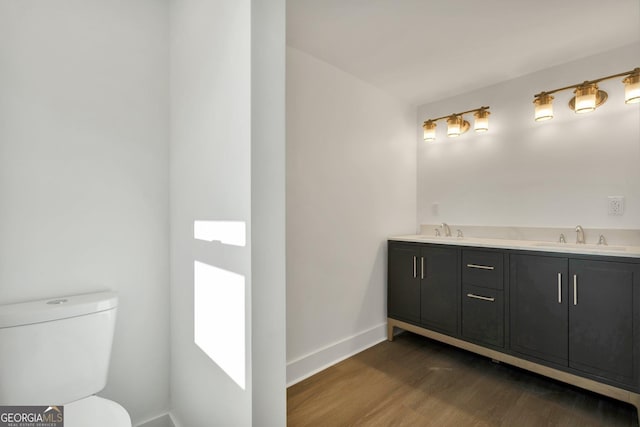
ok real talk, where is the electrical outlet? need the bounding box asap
[608,196,625,216]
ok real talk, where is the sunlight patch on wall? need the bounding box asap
[194,220,246,247]
[194,260,246,390]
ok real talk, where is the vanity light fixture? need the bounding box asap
[423,120,437,141]
[473,108,490,132]
[422,106,490,141]
[533,67,640,121]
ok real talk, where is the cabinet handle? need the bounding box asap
[466,264,494,270]
[413,256,417,278]
[557,273,562,303]
[573,274,577,306]
[466,293,495,302]
[421,257,425,280]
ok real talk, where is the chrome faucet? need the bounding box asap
[575,225,585,244]
[441,223,451,237]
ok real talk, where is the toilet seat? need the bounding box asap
[65,395,131,427]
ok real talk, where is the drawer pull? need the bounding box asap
[557,273,562,304]
[573,274,578,306]
[466,263,495,270]
[421,257,425,280]
[466,293,495,302]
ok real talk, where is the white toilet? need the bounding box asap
[0,291,131,427]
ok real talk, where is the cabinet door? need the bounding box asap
[569,260,637,385]
[420,246,458,335]
[510,254,568,366]
[387,243,421,323]
[462,285,504,348]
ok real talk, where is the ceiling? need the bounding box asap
[287,0,640,106]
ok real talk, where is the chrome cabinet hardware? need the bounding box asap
[421,257,425,280]
[557,273,562,303]
[466,263,495,270]
[413,256,417,278]
[573,274,578,305]
[466,293,495,302]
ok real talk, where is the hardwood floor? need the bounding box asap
[287,332,638,426]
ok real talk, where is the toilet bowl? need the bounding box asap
[0,291,132,427]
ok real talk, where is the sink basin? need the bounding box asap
[532,242,627,252]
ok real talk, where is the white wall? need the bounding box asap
[251,0,287,423]
[286,47,417,384]
[417,43,640,230]
[169,1,251,425]
[169,0,285,425]
[0,1,170,424]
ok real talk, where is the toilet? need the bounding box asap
[0,291,131,427]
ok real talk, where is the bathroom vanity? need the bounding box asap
[387,234,640,417]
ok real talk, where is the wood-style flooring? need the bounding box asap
[287,332,638,426]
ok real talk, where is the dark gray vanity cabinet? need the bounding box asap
[461,250,505,348]
[420,245,459,335]
[569,259,637,385]
[510,254,569,365]
[389,239,640,414]
[387,243,421,324]
[511,254,640,387]
[387,242,458,335]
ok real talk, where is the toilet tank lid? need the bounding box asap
[0,291,118,329]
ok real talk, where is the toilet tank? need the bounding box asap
[0,291,118,405]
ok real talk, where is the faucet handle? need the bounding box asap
[598,234,607,246]
[456,229,463,238]
[559,233,566,243]
[434,228,441,237]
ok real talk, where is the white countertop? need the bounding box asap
[389,234,640,258]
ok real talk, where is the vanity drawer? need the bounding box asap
[462,250,503,289]
[462,285,504,348]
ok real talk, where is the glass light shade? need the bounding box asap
[473,109,490,132]
[446,115,462,137]
[533,93,554,121]
[623,72,640,104]
[574,84,598,113]
[423,121,437,141]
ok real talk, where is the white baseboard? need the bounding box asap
[286,323,387,387]
[136,413,175,427]
[168,413,182,427]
